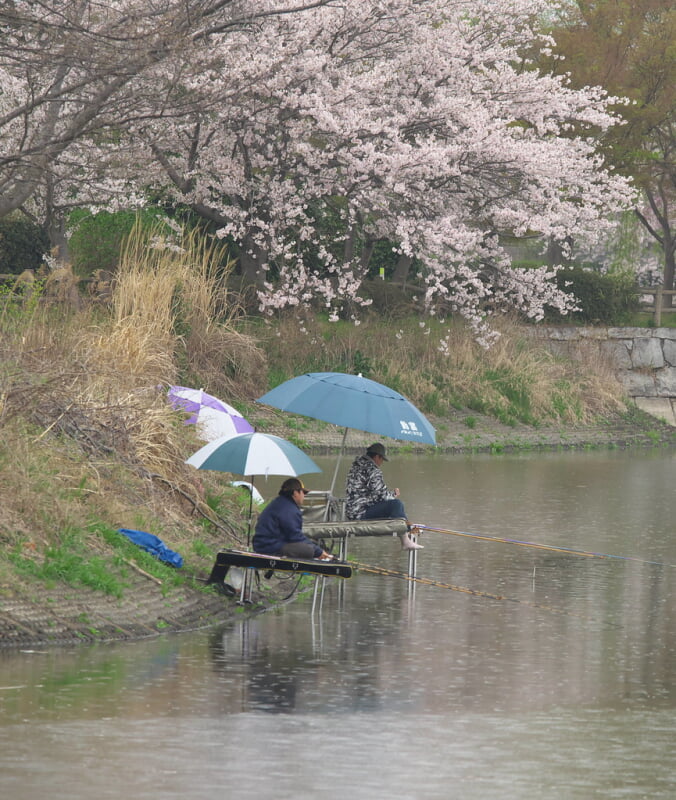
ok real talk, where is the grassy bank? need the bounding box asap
[1,227,674,646]
[244,310,628,427]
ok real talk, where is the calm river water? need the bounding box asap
[1,449,675,799]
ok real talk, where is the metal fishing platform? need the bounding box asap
[301,492,420,574]
[207,548,352,610]
[207,549,353,582]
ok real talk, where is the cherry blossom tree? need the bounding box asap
[1,0,635,335]
[134,0,634,333]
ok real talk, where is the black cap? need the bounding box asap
[280,478,310,495]
[366,442,388,461]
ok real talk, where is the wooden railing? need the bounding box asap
[639,287,676,326]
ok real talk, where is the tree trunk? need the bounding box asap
[545,236,573,267]
[343,225,356,265]
[43,173,70,263]
[45,210,70,264]
[663,233,675,309]
[239,234,268,287]
[635,188,675,308]
[392,254,412,285]
[359,239,375,273]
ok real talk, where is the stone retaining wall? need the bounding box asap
[533,326,676,426]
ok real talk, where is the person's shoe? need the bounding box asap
[400,533,424,551]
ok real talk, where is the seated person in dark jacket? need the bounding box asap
[253,477,333,560]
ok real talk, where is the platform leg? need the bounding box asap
[337,540,348,609]
[407,574,416,607]
[311,578,320,614]
[319,576,326,612]
[206,558,229,586]
[239,570,252,604]
[407,532,419,578]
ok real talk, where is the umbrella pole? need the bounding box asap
[329,427,349,496]
[240,476,255,604]
[246,476,255,548]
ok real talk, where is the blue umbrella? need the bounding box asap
[257,372,436,445]
[257,372,435,493]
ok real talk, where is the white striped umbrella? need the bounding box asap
[185,432,321,479]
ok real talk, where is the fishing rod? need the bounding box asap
[351,559,615,626]
[412,524,676,569]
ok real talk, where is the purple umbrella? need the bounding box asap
[168,386,254,442]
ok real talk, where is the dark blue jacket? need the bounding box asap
[253,494,319,556]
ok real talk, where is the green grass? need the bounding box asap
[191,540,214,558]
[6,521,203,601]
[10,528,127,598]
[624,310,676,328]
[483,367,535,425]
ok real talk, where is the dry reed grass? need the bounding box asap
[111,222,266,398]
[81,222,266,485]
[0,224,268,556]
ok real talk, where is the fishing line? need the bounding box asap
[412,524,676,569]
[351,559,616,626]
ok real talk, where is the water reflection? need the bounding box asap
[210,618,308,713]
[204,548,675,718]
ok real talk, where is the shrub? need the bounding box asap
[68,208,168,277]
[550,267,640,324]
[0,215,49,275]
[360,278,418,317]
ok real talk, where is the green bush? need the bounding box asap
[549,267,640,324]
[68,208,168,277]
[0,215,49,275]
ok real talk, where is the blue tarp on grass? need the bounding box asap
[117,528,183,568]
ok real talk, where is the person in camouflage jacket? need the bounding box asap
[345,443,422,550]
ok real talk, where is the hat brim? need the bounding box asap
[368,450,388,461]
